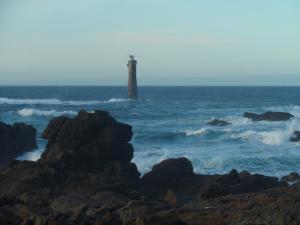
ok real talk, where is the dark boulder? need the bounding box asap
[243,111,294,121]
[140,157,196,195]
[0,122,37,166]
[207,119,231,126]
[290,131,300,142]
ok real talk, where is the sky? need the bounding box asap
[0,0,299,85]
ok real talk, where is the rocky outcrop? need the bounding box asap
[40,110,136,176]
[243,111,294,121]
[0,110,299,225]
[290,131,300,142]
[207,119,231,126]
[140,157,196,195]
[140,160,286,199]
[0,122,37,166]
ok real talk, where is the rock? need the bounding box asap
[40,110,137,175]
[0,109,299,225]
[282,172,300,183]
[243,111,294,121]
[163,189,180,204]
[140,158,195,195]
[200,181,228,198]
[0,207,22,225]
[0,122,37,166]
[207,119,231,126]
[290,131,300,142]
[199,169,287,199]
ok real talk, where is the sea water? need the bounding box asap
[1,86,300,177]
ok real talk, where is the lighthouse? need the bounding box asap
[127,55,138,99]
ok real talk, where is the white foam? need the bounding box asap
[106,98,129,103]
[231,119,300,145]
[185,128,207,136]
[17,108,77,117]
[17,148,44,161]
[260,130,290,145]
[0,97,130,105]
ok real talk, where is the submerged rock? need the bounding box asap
[0,122,37,166]
[243,111,294,121]
[207,119,231,126]
[290,131,300,142]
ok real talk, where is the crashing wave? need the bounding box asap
[0,97,130,105]
[231,119,300,145]
[185,128,207,136]
[17,108,78,117]
[16,148,44,161]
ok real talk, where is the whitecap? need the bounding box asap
[107,98,130,103]
[17,108,77,117]
[185,128,207,136]
[0,97,130,105]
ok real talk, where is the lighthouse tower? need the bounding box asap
[127,55,138,99]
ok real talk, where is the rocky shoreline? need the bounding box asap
[1,110,300,225]
[0,122,37,166]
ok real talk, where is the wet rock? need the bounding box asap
[290,131,300,142]
[243,111,294,121]
[0,122,37,166]
[282,172,300,183]
[207,119,231,126]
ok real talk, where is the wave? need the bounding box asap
[231,120,300,145]
[185,128,207,136]
[16,148,44,161]
[0,97,130,105]
[17,108,78,117]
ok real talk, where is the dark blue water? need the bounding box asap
[1,86,300,177]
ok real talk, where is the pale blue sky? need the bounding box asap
[0,0,299,85]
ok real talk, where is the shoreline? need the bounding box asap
[1,110,300,224]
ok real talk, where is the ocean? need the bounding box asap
[1,86,300,177]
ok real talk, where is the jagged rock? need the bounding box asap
[243,111,294,121]
[290,131,300,142]
[0,122,37,166]
[40,110,137,176]
[207,119,231,126]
